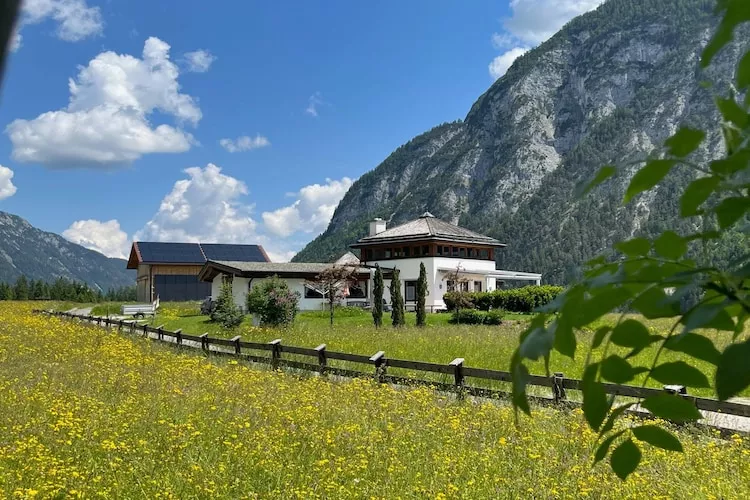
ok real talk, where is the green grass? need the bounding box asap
[2,302,748,499]
[145,303,746,398]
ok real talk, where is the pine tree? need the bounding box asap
[210,276,244,329]
[14,276,29,301]
[32,280,44,300]
[416,262,427,327]
[390,268,405,327]
[372,265,384,328]
[0,283,9,300]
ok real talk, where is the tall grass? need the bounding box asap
[1,302,748,498]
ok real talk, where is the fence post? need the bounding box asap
[118,319,123,333]
[552,372,566,403]
[230,335,242,355]
[269,339,282,370]
[449,358,465,390]
[158,325,163,341]
[199,333,209,352]
[370,351,386,383]
[174,329,182,347]
[315,344,327,375]
[143,323,148,337]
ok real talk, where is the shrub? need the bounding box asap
[448,309,505,325]
[211,278,244,329]
[246,276,300,327]
[444,286,564,313]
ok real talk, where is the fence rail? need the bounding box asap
[40,310,750,422]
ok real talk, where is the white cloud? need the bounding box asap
[219,135,270,153]
[0,165,17,200]
[10,31,22,52]
[62,219,130,259]
[134,163,258,244]
[129,164,353,263]
[306,92,324,117]
[6,37,199,167]
[262,177,353,238]
[183,49,216,73]
[489,47,530,79]
[19,0,103,45]
[489,0,601,79]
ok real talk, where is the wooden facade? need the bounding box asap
[358,241,495,264]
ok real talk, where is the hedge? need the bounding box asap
[443,285,564,314]
[448,309,505,325]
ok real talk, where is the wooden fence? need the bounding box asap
[41,310,750,422]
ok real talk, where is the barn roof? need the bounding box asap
[127,242,269,269]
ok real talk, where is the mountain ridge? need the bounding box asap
[294,0,744,283]
[0,210,134,290]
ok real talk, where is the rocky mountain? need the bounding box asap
[294,0,747,284]
[0,211,134,290]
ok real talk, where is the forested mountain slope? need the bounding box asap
[0,211,134,291]
[294,0,748,284]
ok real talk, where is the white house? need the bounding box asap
[198,212,541,312]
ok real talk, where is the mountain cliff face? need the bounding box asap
[294,0,746,283]
[0,211,134,290]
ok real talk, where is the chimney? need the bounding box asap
[369,218,386,236]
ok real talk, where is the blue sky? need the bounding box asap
[0,0,601,261]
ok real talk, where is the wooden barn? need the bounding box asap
[127,242,270,302]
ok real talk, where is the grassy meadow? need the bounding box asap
[1,301,749,498]
[83,301,749,399]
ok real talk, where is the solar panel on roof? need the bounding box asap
[137,242,206,264]
[200,244,266,262]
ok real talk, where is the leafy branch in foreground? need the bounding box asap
[511,0,750,480]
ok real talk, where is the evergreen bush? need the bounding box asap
[211,277,244,329]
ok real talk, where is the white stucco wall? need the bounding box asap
[368,256,497,310]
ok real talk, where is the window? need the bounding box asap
[403,246,411,257]
[348,280,368,299]
[459,248,466,258]
[222,274,233,285]
[423,245,430,256]
[452,247,459,257]
[405,281,417,302]
[460,282,469,292]
[385,249,392,258]
[304,284,325,299]
[481,249,489,260]
[474,281,483,292]
[446,280,456,292]
[365,249,373,261]
[469,248,478,258]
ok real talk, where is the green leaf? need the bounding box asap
[610,320,652,349]
[665,128,705,157]
[715,197,750,229]
[599,403,636,437]
[552,318,576,359]
[641,394,701,423]
[680,177,721,217]
[511,357,531,415]
[594,430,625,464]
[592,326,611,349]
[610,439,641,480]
[701,0,750,67]
[582,363,609,431]
[615,238,651,257]
[737,50,750,89]
[653,231,687,260]
[631,288,680,319]
[650,361,711,388]
[600,355,643,384]
[632,425,683,452]
[709,149,750,175]
[716,338,750,401]
[578,165,617,197]
[573,287,633,327]
[519,320,554,361]
[624,160,676,204]
[664,333,721,365]
[681,302,735,334]
[717,96,749,127]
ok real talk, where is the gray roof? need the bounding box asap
[353,213,503,246]
[198,260,371,281]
